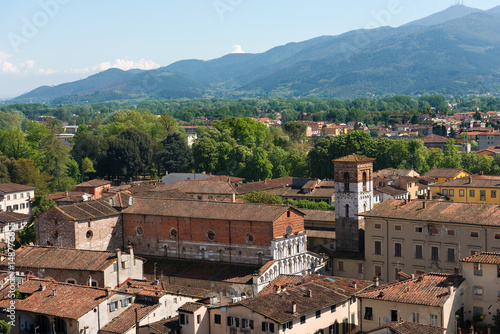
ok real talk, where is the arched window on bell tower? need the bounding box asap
[363,171,367,191]
[345,204,350,217]
[344,172,350,193]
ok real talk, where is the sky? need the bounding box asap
[0,0,499,99]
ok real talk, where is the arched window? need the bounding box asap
[344,173,350,193]
[363,171,367,190]
[345,204,350,217]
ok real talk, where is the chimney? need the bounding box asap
[52,289,57,296]
[454,267,460,276]
[115,248,122,280]
[373,276,379,287]
[352,281,358,289]
[448,282,453,295]
[428,191,432,200]
[307,289,312,298]
[40,284,46,291]
[411,274,415,279]
[65,190,68,196]
[291,301,297,314]
[468,176,472,184]
[128,245,134,268]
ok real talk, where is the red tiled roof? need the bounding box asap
[142,317,181,333]
[356,273,463,307]
[0,183,35,193]
[420,134,448,143]
[75,179,111,188]
[430,173,500,188]
[122,198,293,223]
[332,154,374,163]
[154,179,236,195]
[366,321,445,334]
[0,245,118,271]
[0,278,109,319]
[424,168,468,179]
[52,200,119,221]
[362,199,500,226]
[299,209,335,222]
[0,211,30,224]
[460,252,500,264]
[376,186,407,197]
[101,302,160,334]
[178,302,205,313]
[119,279,209,298]
[234,177,294,195]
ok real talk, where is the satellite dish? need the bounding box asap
[384,316,391,324]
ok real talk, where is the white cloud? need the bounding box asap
[231,45,245,54]
[21,60,35,69]
[37,68,58,75]
[92,58,160,72]
[0,51,12,63]
[66,67,91,74]
[2,61,18,73]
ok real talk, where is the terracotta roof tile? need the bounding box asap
[332,154,375,163]
[178,302,205,313]
[362,199,500,227]
[299,209,335,222]
[375,186,407,196]
[123,198,292,223]
[367,321,445,334]
[460,252,500,264]
[356,273,463,307]
[101,302,160,334]
[119,279,209,298]
[420,134,448,143]
[234,177,294,195]
[0,245,118,271]
[0,211,30,224]
[155,179,236,195]
[75,179,112,187]
[431,173,500,188]
[0,183,35,193]
[424,168,468,179]
[142,317,181,333]
[0,278,109,319]
[51,200,119,221]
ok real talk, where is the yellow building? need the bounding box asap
[430,174,500,204]
[424,167,470,184]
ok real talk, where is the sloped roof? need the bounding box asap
[0,245,117,271]
[376,186,407,197]
[119,279,209,298]
[178,302,205,313]
[299,209,335,222]
[53,200,119,221]
[0,183,35,193]
[361,199,500,226]
[143,317,181,333]
[0,211,30,224]
[0,278,109,319]
[233,177,294,195]
[155,179,236,195]
[460,252,500,265]
[101,302,160,334]
[74,179,111,187]
[430,174,500,188]
[366,321,445,334]
[332,154,375,163]
[356,273,463,307]
[420,134,448,143]
[122,198,294,223]
[424,168,468,179]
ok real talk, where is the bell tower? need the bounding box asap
[333,154,374,252]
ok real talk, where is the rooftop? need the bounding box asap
[101,302,159,334]
[0,278,109,319]
[178,302,205,313]
[362,199,500,227]
[0,183,35,194]
[74,179,112,188]
[141,317,181,333]
[332,154,375,163]
[366,321,445,334]
[122,198,298,223]
[119,279,210,298]
[420,134,448,143]
[155,179,236,195]
[234,177,294,195]
[460,252,500,265]
[356,273,463,307]
[430,173,500,188]
[0,245,119,271]
[299,209,335,222]
[424,168,469,179]
[0,211,30,224]
[375,186,408,197]
[51,200,119,221]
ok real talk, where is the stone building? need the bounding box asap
[0,183,35,214]
[35,200,121,251]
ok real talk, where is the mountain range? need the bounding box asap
[13,5,500,102]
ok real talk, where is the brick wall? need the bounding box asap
[36,209,76,248]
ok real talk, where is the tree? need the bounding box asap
[10,158,51,194]
[40,133,71,192]
[81,157,96,181]
[282,122,307,142]
[0,155,11,183]
[441,139,462,169]
[214,117,269,147]
[243,191,283,205]
[409,114,419,124]
[155,133,193,174]
[473,110,482,121]
[0,320,11,334]
[245,148,273,181]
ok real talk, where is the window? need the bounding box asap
[214,314,221,324]
[480,190,486,201]
[282,321,293,331]
[459,189,464,197]
[108,301,118,312]
[473,307,483,318]
[374,223,382,230]
[180,313,188,325]
[394,243,402,257]
[242,319,253,329]
[474,263,483,276]
[431,246,439,261]
[13,205,18,210]
[470,190,475,197]
[136,226,143,236]
[430,314,438,326]
[262,322,275,333]
[375,266,382,278]
[449,189,454,196]
[447,248,455,262]
[121,298,131,307]
[358,263,364,274]
[344,173,350,192]
[316,310,321,318]
[6,196,9,200]
[13,194,17,200]
[364,307,373,320]
[207,230,215,242]
[374,241,382,255]
[170,228,178,239]
[415,226,423,233]
[227,317,239,327]
[412,312,419,323]
[391,310,398,322]
[345,204,349,217]
[415,245,423,259]
[86,230,93,239]
[300,316,306,324]
[331,305,336,313]
[474,287,483,296]
[442,189,448,196]
[66,279,76,284]
[492,190,497,198]
[338,261,344,272]
[470,231,479,238]
[496,234,500,240]
[197,315,201,324]
[394,225,402,232]
[246,233,254,245]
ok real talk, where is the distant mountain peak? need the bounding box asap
[404,5,481,27]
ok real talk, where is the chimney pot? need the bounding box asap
[423,201,427,209]
[291,301,297,314]
[373,276,380,287]
[52,289,57,296]
[307,289,312,298]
